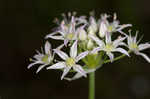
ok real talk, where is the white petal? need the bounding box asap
[56,44,64,50]
[45,32,57,39]
[89,35,104,47]
[54,49,69,60]
[64,39,68,46]
[118,30,128,36]
[117,24,132,31]
[91,47,101,54]
[127,34,133,46]
[61,67,71,80]
[138,43,150,51]
[113,48,129,56]
[64,68,95,81]
[70,40,78,58]
[105,32,112,44]
[47,62,66,69]
[36,64,47,73]
[73,65,87,77]
[78,29,87,41]
[118,42,127,47]
[136,52,150,63]
[134,31,138,44]
[113,37,126,47]
[75,51,89,62]
[107,52,114,62]
[27,61,41,69]
[46,34,64,40]
[45,41,51,54]
[33,54,43,60]
[64,73,83,81]
[69,16,76,33]
[57,31,66,36]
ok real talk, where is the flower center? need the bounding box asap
[130,43,138,50]
[41,54,50,64]
[105,43,114,52]
[66,33,75,40]
[108,26,114,32]
[66,58,75,67]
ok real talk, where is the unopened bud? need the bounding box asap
[99,21,107,38]
[79,29,87,41]
[87,39,94,49]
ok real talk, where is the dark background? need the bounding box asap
[0,0,150,99]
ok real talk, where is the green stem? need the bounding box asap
[89,72,95,99]
[104,50,132,64]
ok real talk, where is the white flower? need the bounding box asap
[45,13,87,46]
[90,33,129,62]
[127,32,150,63]
[28,41,54,73]
[47,40,89,80]
[99,13,132,36]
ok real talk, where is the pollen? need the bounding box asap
[42,54,49,64]
[66,58,75,67]
[108,26,113,32]
[66,33,75,40]
[105,43,114,52]
[130,43,138,49]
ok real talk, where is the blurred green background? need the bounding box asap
[0,0,150,99]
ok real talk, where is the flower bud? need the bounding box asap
[99,21,107,38]
[87,39,94,49]
[78,29,87,41]
[88,17,98,35]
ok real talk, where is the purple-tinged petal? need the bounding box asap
[91,47,101,54]
[64,73,83,81]
[133,31,138,44]
[107,52,114,62]
[70,40,78,58]
[47,62,66,69]
[118,42,127,47]
[117,24,132,31]
[105,32,112,44]
[113,37,126,47]
[136,52,150,63]
[56,44,64,50]
[33,54,43,60]
[46,35,64,40]
[27,61,41,69]
[64,39,68,46]
[73,65,87,77]
[36,64,47,73]
[45,41,51,54]
[113,48,129,56]
[118,30,128,36]
[138,43,150,51]
[89,35,104,47]
[75,51,89,62]
[45,32,57,39]
[61,67,71,80]
[54,49,69,60]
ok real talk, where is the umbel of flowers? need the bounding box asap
[28,12,150,81]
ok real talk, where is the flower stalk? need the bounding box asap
[89,71,95,99]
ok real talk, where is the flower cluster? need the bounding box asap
[28,12,150,81]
